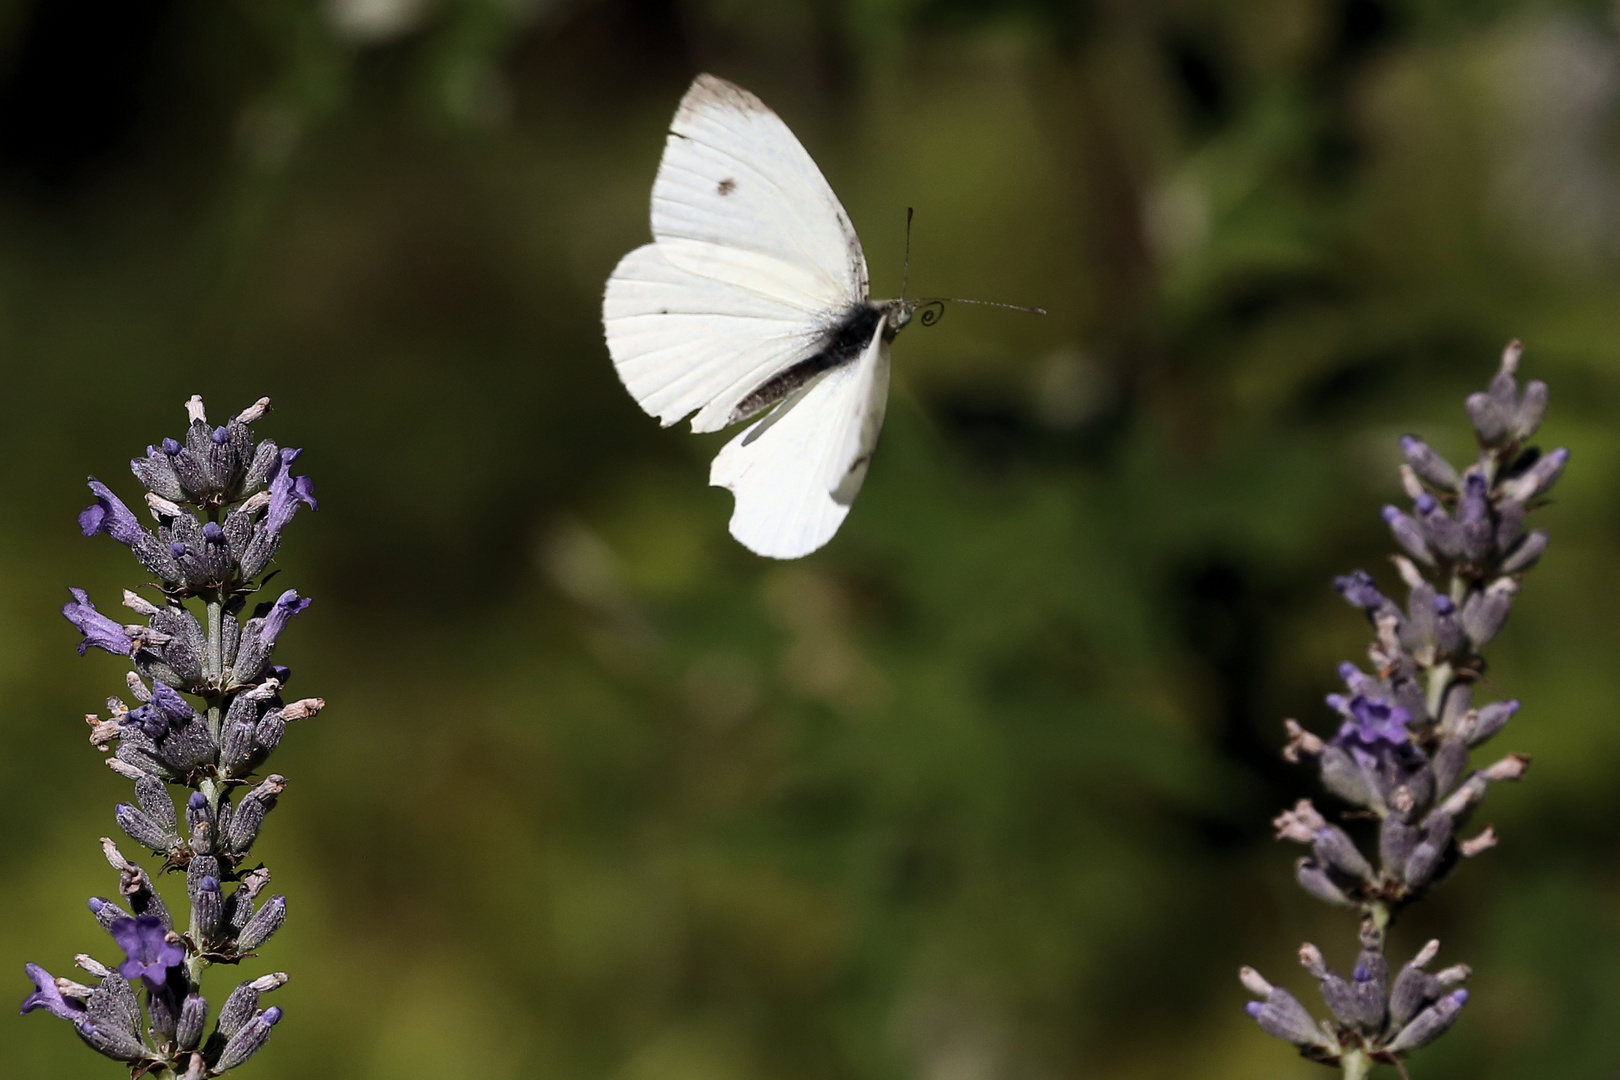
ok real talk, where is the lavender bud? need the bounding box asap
[1243,987,1329,1049]
[74,1018,146,1061]
[1482,753,1531,782]
[225,775,285,853]
[1404,842,1445,888]
[216,983,259,1040]
[1457,472,1492,563]
[254,711,287,755]
[243,438,279,493]
[147,983,178,1042]
[187,855,219,904]
[236,895,287,951]
[1386,989,1469,1052]
[1432,736,1469,798]
[194,876,224,942]
[1439,680,1472,730]
[1389,941,1442,1028]
[1471,700,1519,745]
[1433,594,1465,657]
[176,992,207,1050]
[214,1007,282,1071]
[1500,529,1549,573]
[1403,812,1454,888]
[1437,963,1472,987]
[1343,966,1386,1031]
[1295,858,1355,906]
[1314,825,1375,883]
[1400,435,1460,490]
[85,973,141,1043]
[113,803,176,853]
[1414,495,1463,560]
[1499,447,1569,503]
[1379,815,1419,872]
[133,444,185,500]
[220,714,259,775]
[186,791,214,852]
[1350,947,1388,1029]
[1515,379,1549,439]
[1466,391,1508,445]
[1460,577,1516,649]
[1316,966,1363,1028]
[87,896,132,931]
[1495,496,1526,550]
[1382,506,1434,564]
[1334,570,1387,613]
[133,776,176,839]
[1318,745,1373,806]
[1402,583,1439,659]
[101,842,171,926]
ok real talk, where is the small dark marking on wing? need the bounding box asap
[717,178,736,196]
[727,305,882,424]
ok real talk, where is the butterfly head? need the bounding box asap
[876,299,936,339]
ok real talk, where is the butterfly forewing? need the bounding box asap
[654,76,867,304]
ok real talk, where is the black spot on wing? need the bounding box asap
[717,177,736,196]
[728,304,881,423]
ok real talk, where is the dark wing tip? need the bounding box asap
[680,74,770,121]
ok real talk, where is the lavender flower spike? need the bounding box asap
[1243,345,1565,1076]
[62,589,132,657]
[25,396,323,1076]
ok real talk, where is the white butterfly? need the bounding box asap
[602,74,922,560]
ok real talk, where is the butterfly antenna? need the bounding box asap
[902,207,914,302]
[934,297,1047,315]
[912,294,1046,327]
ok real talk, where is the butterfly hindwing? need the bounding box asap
[709,320,891,560]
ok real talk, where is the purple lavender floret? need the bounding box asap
[1335,696,1411,750]
[260,590,311,646]
[18,964,87,1021]
[61,589,132,657]
[265,449,318,536]
[1333,570,1386,613]
[110,916,184,990]
[148,680,196,723]
[124,704,168,740]
[77,480,145,547]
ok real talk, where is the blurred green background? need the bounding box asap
[1,0,1617,1076]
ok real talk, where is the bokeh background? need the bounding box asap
[0,0,1617,1076]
